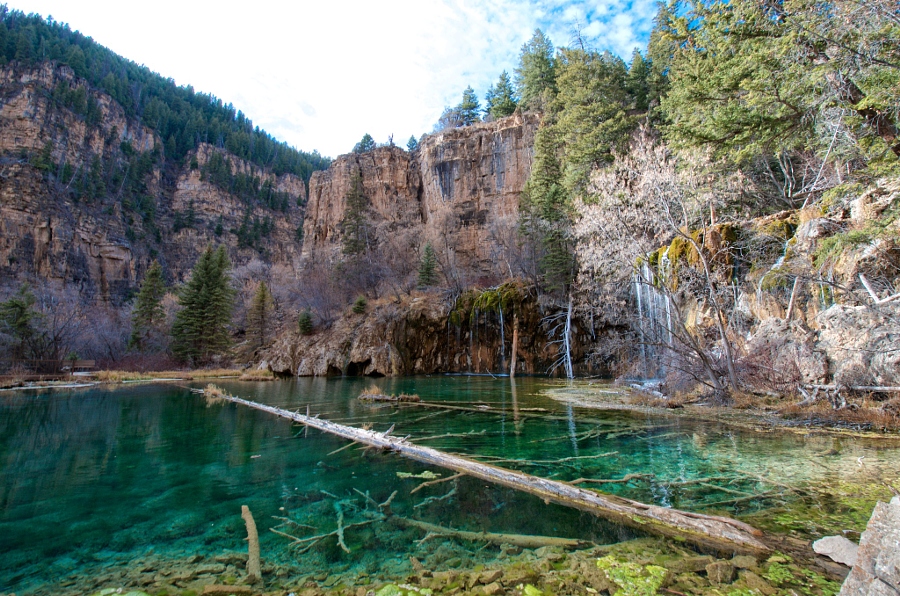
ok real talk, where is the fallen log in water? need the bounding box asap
[358,392,421,402]
[391,517,590,550]
[217,393,771,555]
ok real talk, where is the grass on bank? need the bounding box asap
[92,368,276,383]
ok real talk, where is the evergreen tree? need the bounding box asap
[246,281,274,350]
[519,126,575,294]
[554,48,634,192]
[128,260,166,351]
[458,86,481,126]
[297,309,313,335]
[417,242,438,287]
[171,245,235,364]
[0,284,39,360]
[514,29,557,111]
[484,71,518,120]
[656,0,900,160]
[353,133,376,153]
[625,50,652,111]
[406,135,419,152]
[340,173,370,259]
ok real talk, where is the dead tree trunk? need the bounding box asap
[216,393,771,555]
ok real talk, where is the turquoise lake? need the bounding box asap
[2,376,899,594]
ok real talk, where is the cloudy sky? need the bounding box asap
[7,0,655,158]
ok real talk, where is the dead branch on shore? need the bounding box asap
[216,392,772,555]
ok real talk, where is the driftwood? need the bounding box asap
[391,517,590,550]
[241,505,262,584]
[217,393,771,555]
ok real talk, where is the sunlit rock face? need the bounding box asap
[0,63,306,301]
[303,113,539,278]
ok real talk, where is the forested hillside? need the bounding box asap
[0,7,332,369]
[0,6,329,177]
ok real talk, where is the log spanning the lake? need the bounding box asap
[218,394,771,555]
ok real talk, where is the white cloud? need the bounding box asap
[7,0,654,158]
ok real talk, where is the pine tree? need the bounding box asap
[0,284,38,360]
[519,126,575,294]
[171,245,235,364]
[514,29,557,111]
[417,242,438,287]
[297,310,313,335]
[554,48,633,192]
[406,135,419,152]
[625,50,652,111]
[353,133,376,153]
[458,86,481,126]
[340,173,370,260]
[129,260,166,351]
[484,71,518,120]
[246,281,274,350]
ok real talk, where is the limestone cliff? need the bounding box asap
[0,63,307,300]
[303,113,539,278]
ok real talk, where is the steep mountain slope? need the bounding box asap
[0,62,311,301]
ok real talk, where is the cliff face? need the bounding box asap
[263,292,583,378]
[0,63,306,300]
[303,113,538,277]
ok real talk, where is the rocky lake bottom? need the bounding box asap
[1,376,898,595]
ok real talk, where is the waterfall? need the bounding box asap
[498,306,506,373]
[756,240,790,301]
[633,255,673,380]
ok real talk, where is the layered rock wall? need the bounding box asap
[303,113,539,277]
[0,63,307,300]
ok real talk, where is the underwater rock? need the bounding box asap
[479,569,504,584]
[814,535,859,567]
[201,585,253,595]
[738,570,777,595]
[671,555,716,574]
[840,497,900,596]
[732,555,759,570]
[706,561,736,585]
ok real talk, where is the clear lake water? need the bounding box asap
[2,376,899,594]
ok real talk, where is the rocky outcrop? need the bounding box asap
[265,293,565,377]
[840,497,900,596]
[303,113,539,278]
[167,143,307,283]
[0,63,307,299]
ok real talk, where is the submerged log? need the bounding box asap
[391,517,589,550]
[218,393,771,555]
[241,505,262,584]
